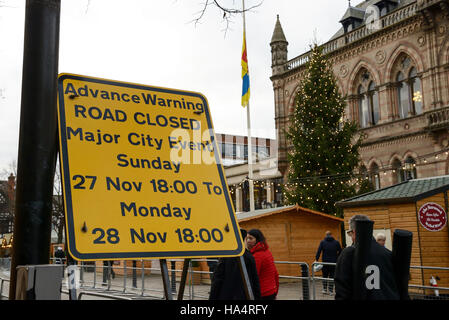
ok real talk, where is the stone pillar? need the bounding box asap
[377,84,389,124]
[266,184,272,203]
[236,187,243,212]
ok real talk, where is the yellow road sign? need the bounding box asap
[57,74,244,261]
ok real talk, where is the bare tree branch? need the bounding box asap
[190,0,263,34]
[85,0,91,14]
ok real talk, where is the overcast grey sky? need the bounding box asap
[0,0,348,175]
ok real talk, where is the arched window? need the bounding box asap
[396,72,410,118]
[356,70,380,127]
[394,55,423,118]
[392,159,404,184]
[369,163,381,190]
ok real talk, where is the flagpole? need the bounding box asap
[242,0,255,212]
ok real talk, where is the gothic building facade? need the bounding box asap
[271,0,449,190]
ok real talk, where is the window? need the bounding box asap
[356,71,380,127]
[258,146,270,159]
[369,163,381,190]
[404,157,417,180]
[392,159,404,184]
[236,144,245,159]
[396,72,410,118]
[224,143,234,158]
[410,68,423,115]
[394,56,423,118]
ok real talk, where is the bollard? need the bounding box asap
[301,264,310,300]
[352,219,374,300]
[392,229,413,300]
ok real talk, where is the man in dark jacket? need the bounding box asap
[315,231,342,294]
[334,214,400,300]
[209,229,261,300]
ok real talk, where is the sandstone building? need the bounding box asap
[271,0,449,191]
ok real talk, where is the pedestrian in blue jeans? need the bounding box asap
[315,231,342,294]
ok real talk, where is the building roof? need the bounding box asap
[340,6,366,22]
[329,0,412,40]
[237,204,344,222]
[337,175,449,208]
[270,15,287,44]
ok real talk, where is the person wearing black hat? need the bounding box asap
[209,229,261,300]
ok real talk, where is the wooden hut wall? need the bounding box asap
[416,192,449,290]
[239,209,342,277]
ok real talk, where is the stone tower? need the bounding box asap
[270,15,288,76]
[270,15,289,176]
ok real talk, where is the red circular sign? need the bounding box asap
[418,202,447,232]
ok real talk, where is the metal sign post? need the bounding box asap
[177,258,191,300]
[160,259,173,300]
[237,255,254,300]
[9,0,61,300]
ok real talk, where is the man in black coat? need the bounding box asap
[334,214,400,300]
[209,229,261,300]
[315,231,342,294]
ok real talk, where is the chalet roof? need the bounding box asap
[337,175,449,208]
[237,204,344,222]
[270,15,287,44]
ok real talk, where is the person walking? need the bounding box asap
[315,231,342,294]
[209,229,261,300]
[334,214,400,300]
[246,229,279,300]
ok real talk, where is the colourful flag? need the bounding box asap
[241,30,250,107]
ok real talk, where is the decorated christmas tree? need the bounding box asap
[285,45,363,217]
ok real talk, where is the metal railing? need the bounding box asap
[273,261,311,300]
[311,262,337,300]
[1,257,449,300]
[408,265,449,300]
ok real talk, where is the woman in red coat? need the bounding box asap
[246,229,279,300]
